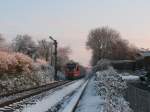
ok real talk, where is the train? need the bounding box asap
[64,62,86,80]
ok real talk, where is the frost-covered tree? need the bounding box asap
[57,46,71,71]
[0,34,4,42]
[0,51,55,94]
[37,39,53,61]
[0,34,9,51]
[33,60,54,85]
[93,59,110,72]
[0,51,33,73]
[12,35,37,58]
[0,34,5,49]
[86,27,139,65]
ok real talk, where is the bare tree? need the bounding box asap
[86,27,139,65]
[0,34,5,43]
[0,34,10,52]
[37,39,53,61]
[57,46,72,71]
[12,35,37,58]
[0,34,5,51]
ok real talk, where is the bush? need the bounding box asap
[36,59,48,65]
[33,64,54,85]
[14,53,33,73]
[0,73,38,94]
[0,51,33,74]
[96,67,133,112]
[0,51,54,94]
[93,59,110,72]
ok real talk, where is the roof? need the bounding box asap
[141,52,150,57]
[135,50,150,60]
[111,60,135,64]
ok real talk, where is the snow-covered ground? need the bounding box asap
[0,80,85,112]
[62,80,88,112]
[122,75,139,81]
[75,78,104,112]
[22,79,84,112]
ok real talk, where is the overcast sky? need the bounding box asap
[0,0,150,66]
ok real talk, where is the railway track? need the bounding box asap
[42,80,89,112]
[0,79,88,112]
[0,81,70,108]
[60,80,89,112]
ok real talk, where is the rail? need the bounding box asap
[0,81,70,107]
[62,80,89,112]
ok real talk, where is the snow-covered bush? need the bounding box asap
[0,51,55,94]
[0,64,54,94]
[57,71,66,80]
[96,67,133,112]
[0,51,17,73]
[0,73,38,94]
[33,61,54,85]
[0,51,33,74]
[35,59,66,81]
[14,53,33,73]
[36,58,48,65]
[93,59,110,72]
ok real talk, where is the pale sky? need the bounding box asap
[0,0,150,66]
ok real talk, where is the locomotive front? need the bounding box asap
[65,62,80,80]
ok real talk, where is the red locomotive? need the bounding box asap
[65,62,81,80]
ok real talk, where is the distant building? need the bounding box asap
[135,49,150,70]
[136,49,150,60]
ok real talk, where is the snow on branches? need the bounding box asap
[33,59,54,85]
[95,67,133,112]
[0,51,55,94]
[93,59,110,72]
[36,59,48,65]
[0,51,33,74]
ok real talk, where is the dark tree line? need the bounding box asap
[86,27,139,66]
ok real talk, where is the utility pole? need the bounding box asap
[49,36,58,80]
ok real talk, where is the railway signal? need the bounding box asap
[49,36,58,80]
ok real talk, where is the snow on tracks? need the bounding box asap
[62,80,88,112]
[75,78,104,112]
[22,79,85,112]
[0,81,68,108]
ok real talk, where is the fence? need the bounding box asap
[125,83,150,112]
